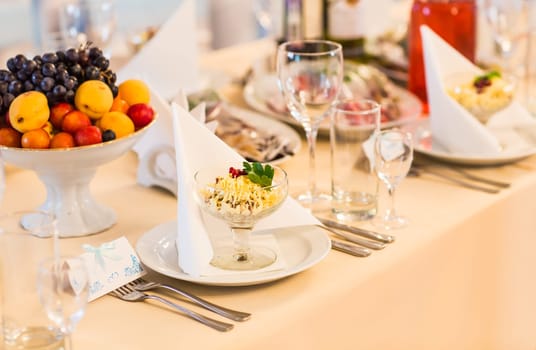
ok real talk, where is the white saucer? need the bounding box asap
[136,221,331,287]
[405,119,536,166]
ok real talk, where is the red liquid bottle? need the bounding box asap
[407,0,477,112]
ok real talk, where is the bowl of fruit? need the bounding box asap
[445,70,515,124]
[0,45,156,237]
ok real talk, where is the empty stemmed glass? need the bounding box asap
[37,256,90,350]
[373,129,413,230]
[276,40,343,209]
[194,163,288,271]
[60,0,116,55]
[483,0,529,73]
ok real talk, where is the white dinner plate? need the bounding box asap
[136,221,331,287]
[220,104,301,165]
[404,119,536,166]
[243,73,423,135]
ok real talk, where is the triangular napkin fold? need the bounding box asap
[421,25,536,156]
[170,103,320,277]
[117,0,199,100]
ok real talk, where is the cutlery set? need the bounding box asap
[409,163,510,194]
[110,278,250,332]
[316,218,396,258]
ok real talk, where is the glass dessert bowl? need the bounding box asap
[445,71,515,124]
[194,162,288,271]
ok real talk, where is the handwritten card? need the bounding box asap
[80,236,146,302]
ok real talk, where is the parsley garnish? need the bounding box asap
[243,161,275,187]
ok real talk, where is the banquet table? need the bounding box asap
[2,38,536,350]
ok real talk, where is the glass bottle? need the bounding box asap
[407,0,477,111]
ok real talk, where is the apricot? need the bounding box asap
[74,80,114,120]
[62,110,91,134]
[9,91,49,133]
[118,79,150,106]
[99,111,135,138]
[110,96,130,113]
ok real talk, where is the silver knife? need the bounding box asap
[318,225,385,250]
[318,218,395,244]
[331,240,371,257]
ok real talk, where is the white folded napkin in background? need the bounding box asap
[171,102,319,278]
[134,89,213,195]
[116,0,199,100]
[421,25,536,156]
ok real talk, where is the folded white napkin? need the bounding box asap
[116,0,199,100]
[170,102,319,278]
[134,89,213,195]
[421,25,536,156]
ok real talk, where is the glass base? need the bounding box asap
[293,190,332,212]
[210,246,276,271]
[3,326,65,350]
[372,214,408,230]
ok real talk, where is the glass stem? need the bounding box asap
[63,334,73,350]
[304,124,319,198]
[386,185,396,219]
[231,227,252,262]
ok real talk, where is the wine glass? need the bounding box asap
[484,0,529,73]
[373,129,413,230]
[37,256,90,350]
[60,0,116,54]
[194,163,288,271]
[276,40,343,209]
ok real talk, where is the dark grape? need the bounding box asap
[102,129,116,142]
[65,48,79,63]
[78,50,89,65]
[22,60,37,75]
[0,69,10,81]
[89,47,103,59]
[69,64,82,77]
[3,72,15,82]
[52,84,67,98]
[111,85,118,97]
[16,70,28,81]
[85,66,100,80]
[46,91,56,104]
[33,55,43,65]
[13,54,26,70]
[42,63,57,77]
[23,80,34,92]
[0,81,8,94]
[64,76,77,90]
[31,71,43,85]
[3,93,14,108]
[40,77,55,92]
[65,89,75,103]
[56,50,66,63]
[93,56,109,70]
[8,80,22,95]
[6,58,16,73]
[42,52,58,64]
[56,70,69,83]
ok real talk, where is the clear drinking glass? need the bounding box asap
[37,256,89,350]
[373,129,413,230]
[484,0,529,73]
[194,163,288,271]
[60,0,116,53]
[276,40,343,209]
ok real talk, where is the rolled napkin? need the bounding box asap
[171,102,319,278]
[116,0,199,100]
[134,89,213,196]
[421,25,536,156]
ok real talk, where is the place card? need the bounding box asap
[79,236,146,302]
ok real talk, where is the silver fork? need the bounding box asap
[129,278,251,322]
[110,285,234,332]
